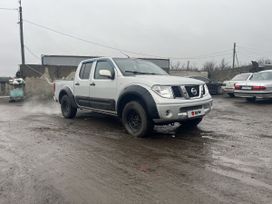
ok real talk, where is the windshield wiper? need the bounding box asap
[125,71,156,75]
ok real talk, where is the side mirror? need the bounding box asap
[99,69,113,79]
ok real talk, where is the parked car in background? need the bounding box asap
[189,76,222,95]
[222,73,253,97]
[234,70,272,102]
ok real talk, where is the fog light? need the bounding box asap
[165,110,173,118]
[203,103,210,109]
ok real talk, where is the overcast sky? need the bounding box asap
[0,0,272,76]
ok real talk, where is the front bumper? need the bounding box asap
[234,91,272,99]
[153,98,213,124]
[222,87,234,94]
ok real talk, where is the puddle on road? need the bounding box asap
[207,166,272,191]
[151,124,220,143]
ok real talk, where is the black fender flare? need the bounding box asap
[117,85,159,119]
[59,87,78,108]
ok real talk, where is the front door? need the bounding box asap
[89,59,117,111]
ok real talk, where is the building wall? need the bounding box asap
[0,77,10,96]
[42,55,98,67]
[0,83,11,96]
[20,64,77,80]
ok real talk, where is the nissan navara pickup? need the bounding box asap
[54,57,213,137]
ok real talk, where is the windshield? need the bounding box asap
[231,73,251,81]
[251,72,272,81]
[113,58,168,76]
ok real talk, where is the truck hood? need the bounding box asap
[127,75,205,86]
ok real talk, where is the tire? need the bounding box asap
[180,118,203,128]
[9,98,15,103]
[228,93,235,98]
[246,97,256,103]
[61,95,77,118]
[122,101,153,137]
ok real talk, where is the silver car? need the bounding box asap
[222,73,252,97]
[234,70,272,102]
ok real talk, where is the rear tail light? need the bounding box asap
[234,84,241,90]
[252,86,266,91]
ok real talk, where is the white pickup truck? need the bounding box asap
[54,57,213,137]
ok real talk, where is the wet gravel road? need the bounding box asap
[0,96,272,204]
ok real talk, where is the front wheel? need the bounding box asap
[61,95,77,118]
[122,101,153,137]
[180,118,203,128]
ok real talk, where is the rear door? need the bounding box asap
[89,59,117,111]
[74,62,94,107]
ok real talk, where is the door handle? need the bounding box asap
[90,82,96,86]
[75,82,80,86]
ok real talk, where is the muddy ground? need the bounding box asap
[0,96,271,204]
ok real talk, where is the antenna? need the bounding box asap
[120,51,130,58]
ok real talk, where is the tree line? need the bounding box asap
[171,58,272,72]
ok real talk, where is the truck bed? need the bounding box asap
[54,80,74,102]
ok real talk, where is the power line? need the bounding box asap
[24,44,40,60]
[24,19,233,61]
[24,19,164,59]
[0,7,17,11]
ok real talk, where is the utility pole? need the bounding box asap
[186,60,190,70]
[19,0,25,65]
[232,42,236,69]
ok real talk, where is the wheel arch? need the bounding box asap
[117,85,159,119]
[59,87,78,108]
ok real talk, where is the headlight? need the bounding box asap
[204,84,209,95]
[152,85,174,99]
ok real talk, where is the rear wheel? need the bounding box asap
[61,95,77,118]
[122,101,153,137]
[180,118,203,128]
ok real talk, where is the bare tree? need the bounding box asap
[218,58,230,70]
[203,61,216,72]
[257,58,272,66]
[171,61,186,70]
[265,59,272,64]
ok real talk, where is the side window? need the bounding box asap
[79,62,93,79]
[94,60,114,79]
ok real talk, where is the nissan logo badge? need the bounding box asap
[191,87,198,96]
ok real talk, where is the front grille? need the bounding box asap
[185,85,200,97]
[172,86,182,98]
